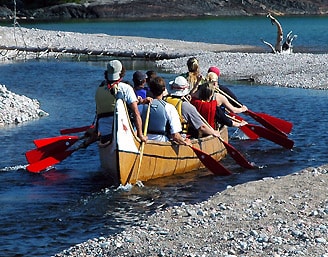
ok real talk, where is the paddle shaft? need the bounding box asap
[134,103,151,183]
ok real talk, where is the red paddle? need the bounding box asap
[218,88,293,135]
[256,112,293,134]
[26,149,75,173]
[33,135,80,148]
[245,123,294,149]
[189,145,232,176]
[26,136,80,164]
[60,125,94,135]
[227,114,294,149]
[218,137,255,169]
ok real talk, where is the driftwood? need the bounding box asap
[261,13,297,54]
[0,45,188,60]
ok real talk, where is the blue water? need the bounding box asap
[0,17,328,257]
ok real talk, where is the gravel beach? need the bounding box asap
[1,26,327,256]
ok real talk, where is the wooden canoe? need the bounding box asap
[98,99,228,185]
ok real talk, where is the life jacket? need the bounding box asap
[140,99,168,135]
[95,79,122,118]
[191,98,217,129]
[164,96,188,134]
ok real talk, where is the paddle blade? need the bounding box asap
[220,139,254,169]
[33,135,79,148]
[26,150,75,173]
[189,145,232,176]
[60,125,94,135]
[246,124,294,149]
[26,136,80,164]
[257,112,293,134]
[246,110,288,137]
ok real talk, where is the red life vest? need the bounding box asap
[191,98,217,129]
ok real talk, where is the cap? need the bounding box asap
[133,71,147,82]
[107,60,122,81]
[208,66,220,77]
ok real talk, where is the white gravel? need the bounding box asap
[53,167,328,257]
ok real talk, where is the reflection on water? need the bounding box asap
[0,59,327,257]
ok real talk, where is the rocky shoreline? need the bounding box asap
[0,26,327,257]
[54,166,328,257]
[0,84,48,127]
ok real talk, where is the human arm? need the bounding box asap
[172,133,191,146]
[129,101,147,142]
[198,124,220,137]
[215,93,247,114]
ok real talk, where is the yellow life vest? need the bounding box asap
[164,96,188,134]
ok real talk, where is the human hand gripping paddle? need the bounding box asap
[217,88,293,136]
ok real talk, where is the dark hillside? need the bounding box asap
[0,0,327,20]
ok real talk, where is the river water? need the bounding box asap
[0,16,328,257]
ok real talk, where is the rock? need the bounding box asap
[0,84,48,126]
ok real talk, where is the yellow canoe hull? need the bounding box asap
[98,99,228,185]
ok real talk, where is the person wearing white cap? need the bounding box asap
[165,76,221,139]
[95,59,147,144]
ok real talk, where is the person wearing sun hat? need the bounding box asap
[95,59,147,144]
[165,76,221,139]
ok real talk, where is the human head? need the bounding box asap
[133,71,147,87]
[149,76,166,97]
[206,72,218,83]
[106,60,123,81]
[208,66,220,77]
[198,82,215,101]
[146,70,157,85]
[168,76,190,97]
[187,57,199,73]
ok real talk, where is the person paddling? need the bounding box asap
[165,76,220,139]
[95,60,147,144]
[138,76,191,145]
